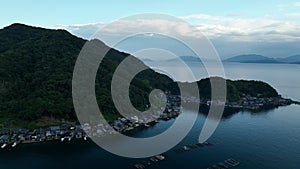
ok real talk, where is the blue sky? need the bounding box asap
[1,0,300,28]
[1,0,300,58]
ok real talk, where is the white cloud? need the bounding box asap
[56,14,300,43]
[178,14,300,42]
[179,14,222,21]
[294,2,300,7]
[286,13,300,17]
[56,22,106,39]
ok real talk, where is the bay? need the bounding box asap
[0,62,300,169]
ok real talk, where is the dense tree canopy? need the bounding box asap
[0,24,278,128]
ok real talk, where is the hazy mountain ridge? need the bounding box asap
[224,54,300,64]
[140,54,300,64]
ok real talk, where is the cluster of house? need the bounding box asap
[180,93,294,110]
[0,95,182,149]
[2,93,289,149]
[83,95,182,136]
[0,125,88,148]
[226,95,294,110]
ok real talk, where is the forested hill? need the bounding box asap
[0,24,279,128]
[0,23,176,128]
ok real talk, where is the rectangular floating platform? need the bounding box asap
[134,154,166,169]
[207,159,240,169]
[174,142,213,153]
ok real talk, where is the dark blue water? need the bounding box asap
[0,63,299,169]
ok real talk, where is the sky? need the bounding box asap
[1,0,300,58]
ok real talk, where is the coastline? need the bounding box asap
[0,94,298,150]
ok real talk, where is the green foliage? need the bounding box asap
[0,24,177,127]
[196,77,278,101]
[0,24,279,128]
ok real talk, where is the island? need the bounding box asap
[223,54,300,64]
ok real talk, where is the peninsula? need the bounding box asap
[0,24,299,149]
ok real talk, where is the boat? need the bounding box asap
[1,143,7,149]
[182,146,191,151]
[60,137,65,142]
[68,137,72,141]
[11,142,17,147]
[83,136,87,141]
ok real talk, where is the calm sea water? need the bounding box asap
[0,63,299,169]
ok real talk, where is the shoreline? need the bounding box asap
[0,94,298,150]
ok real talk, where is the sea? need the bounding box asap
[0,62,299,169]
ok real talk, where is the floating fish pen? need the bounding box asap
[134,154,166,169]
[207,159,240,169]
[174,142,213,153]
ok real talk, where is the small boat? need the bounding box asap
[11,142,17,147]
[182,146,191,151]
[83,136,87,141]
[68,137,71,141]
[61,137,65,142]
[1,143,7,149]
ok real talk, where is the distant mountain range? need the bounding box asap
[140,54,300,64]
[140,56,202,63]
[165,56,202,62]
[224,54,300,64]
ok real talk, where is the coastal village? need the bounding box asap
[0,94,181,149]
[0,94,297,149]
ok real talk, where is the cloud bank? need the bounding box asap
[57,14,300,58]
